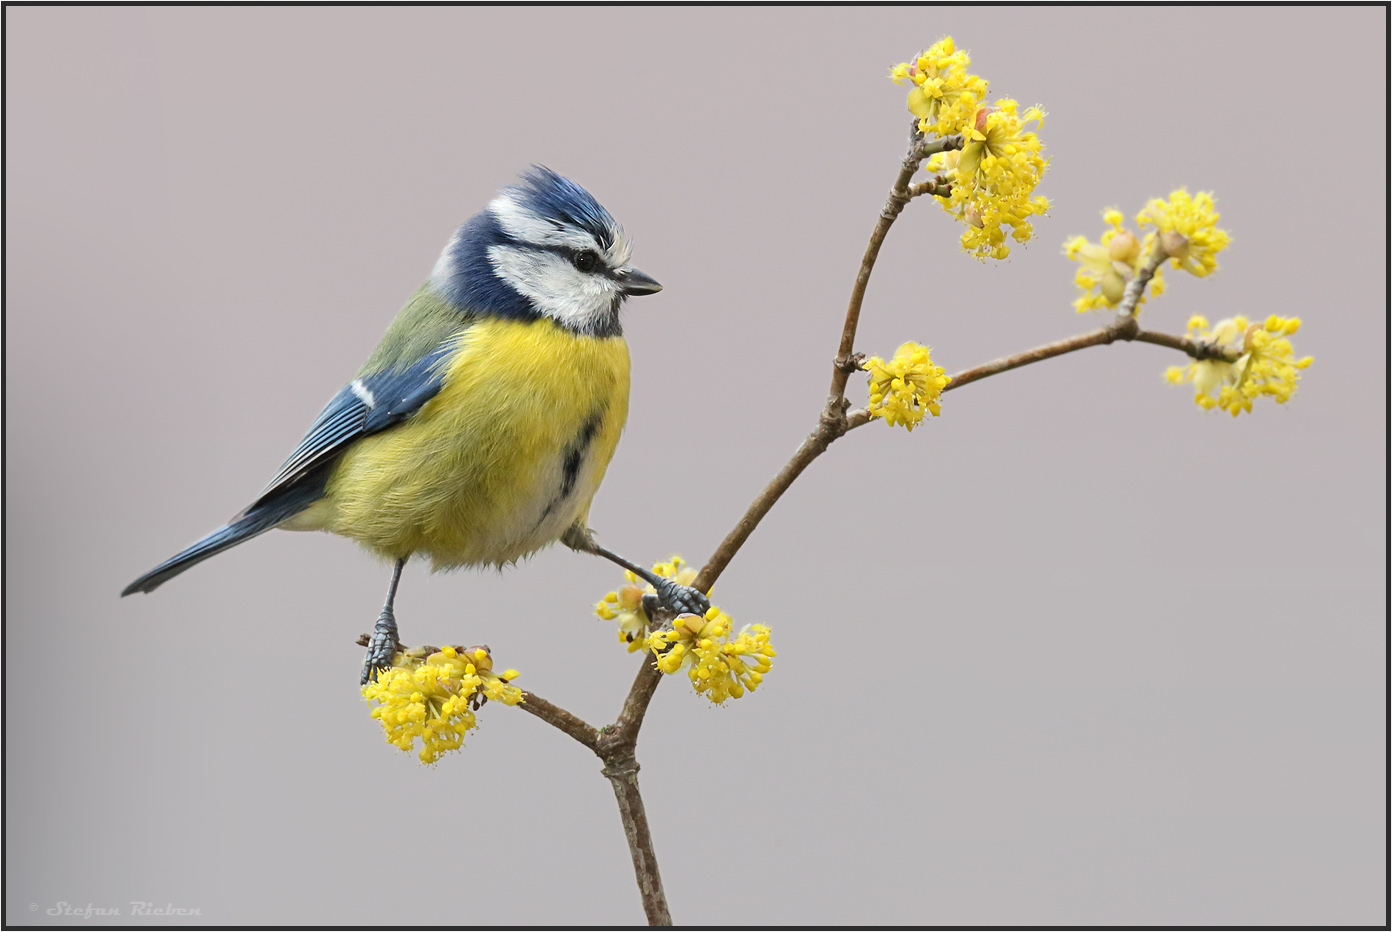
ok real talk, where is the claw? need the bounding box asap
[360,605,401,685]
[653,577,711,617]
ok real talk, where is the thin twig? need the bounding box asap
[516,692,600,751]
[605,660,662,755]
[694,431,831,593]
[941,321,1245,392]
[694,317,1243,578]
[942,318,1139,392]
[516,682,669,926]
[842,321,1241,433]
[908,175,953,199]
[1133,329,1240,361]
[826,132,963,417]
[1118,244,1168,317]
[700,136,971,592]
[603,758,671,926]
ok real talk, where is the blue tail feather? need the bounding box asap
[121,484,322,596]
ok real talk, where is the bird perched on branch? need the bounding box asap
[122,167,709,682]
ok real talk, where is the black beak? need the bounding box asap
[616,267,663,296]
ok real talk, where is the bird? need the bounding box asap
[122,167,710,682]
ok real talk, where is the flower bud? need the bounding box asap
[1107,229,1140,264]
[1210,317,1243,345]
[964,204,986,229]
[1101,268,1127,305]
[1159,230,1190,260]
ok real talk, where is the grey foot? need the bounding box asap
[360,606,401,685]
[652,577,711,617]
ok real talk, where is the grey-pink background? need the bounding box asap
[6,6,1386,926]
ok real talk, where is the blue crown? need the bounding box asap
[504,166,618,250]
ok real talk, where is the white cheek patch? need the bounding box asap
[487,245,620,332]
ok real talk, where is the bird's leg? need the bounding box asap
[361,557,407,685]
[562,525,711,617]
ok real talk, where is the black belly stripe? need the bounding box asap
[538,409,605,524]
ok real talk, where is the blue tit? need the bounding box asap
[123,167,710,682]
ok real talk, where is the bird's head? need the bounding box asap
[430,167,662,337]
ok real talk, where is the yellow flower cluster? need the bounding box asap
[648,607,775,705]
[361,644,522,765]
[890,37,988,137]
[1136,189,1230,278]
[864,341,951,431]
[924,102,1050,260]
[595,556,699,653]
[1164,315,1313,416]
[595,558,773,704]
[892,39,1050,259]
[1064,209,1166,313]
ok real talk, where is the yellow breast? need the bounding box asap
[315,317,630,568]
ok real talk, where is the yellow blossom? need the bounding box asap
[1164,315,1312,416]
[864,342,951,431]
[647,606,775,705]
[361,644,522,765]
[1063,208,1166,313]
[1136,189,1230,278]
[595,556,703,653]
[596,581,649,652]
[932,100,1049,259]
[890,37,989,137]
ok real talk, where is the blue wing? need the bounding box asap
[245,340,457,512]
[122,340,457,597]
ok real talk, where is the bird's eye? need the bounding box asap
[573,251,600,273]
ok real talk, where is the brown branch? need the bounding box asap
[916,134,966,159]
[941,317,1140,392]
[603,758,671,926]
[1134,329,1240,361]
[516,691,600,751]
[694,430,832,593]
[517,679,670,926]
[587,428,857,929]
[1117,242,1168,317]
[840,319,1242,433]
[908,175,953,199]
[689,318,1240,591]
[687,135,965,596]
[940,320,1244,393]
[826,132,963,417]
